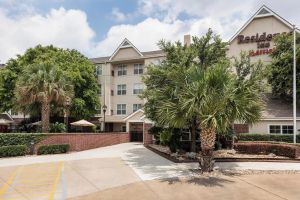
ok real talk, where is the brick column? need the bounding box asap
[143,123,153,145]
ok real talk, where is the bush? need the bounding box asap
[50,122,66,133]
[0,133,45,146]
[37,144,70,155]
[160,129,171,146]
[0,145,28,157]
[234,142,300,158]
[237,133,300,143]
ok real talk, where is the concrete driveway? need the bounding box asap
[0,143,299,200]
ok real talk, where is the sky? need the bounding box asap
[0,0,299,63]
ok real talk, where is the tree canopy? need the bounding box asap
[15,63,73,132]
[268,32,300,104]
[142,30,264,171]
[0,45,100,119]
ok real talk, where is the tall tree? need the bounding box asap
[15,63,73,133]
[143,30,264,172]
[143,29,228,152]
[0,45,100,119]
[268,33,300,104]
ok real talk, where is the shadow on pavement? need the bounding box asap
[160,175,235,187]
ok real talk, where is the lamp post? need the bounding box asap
[102,104,107,132]
[293,25,297,144]
[64,97,71,132]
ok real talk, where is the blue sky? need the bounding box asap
[0,0,299,62]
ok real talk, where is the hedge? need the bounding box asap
[0,145,28,157]
[0,133,45,146]
[234,142,300,158]
[37,144,70,155]
[237,133,300,143]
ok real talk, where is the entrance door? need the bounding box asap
[130,131,143,142]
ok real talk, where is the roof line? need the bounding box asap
[123,109,144,121]
[229,5,296,43]
[109,38,143,61]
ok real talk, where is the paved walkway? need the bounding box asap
[0,143,300,199]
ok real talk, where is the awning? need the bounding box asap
[70,119,95,127]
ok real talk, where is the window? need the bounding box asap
[122,126,126,132]
[269,125,294,134]
[134,64,144,74]
[111,70,114,76]
[95,106,101,114]
[98,84,102,95]
[111,90,114,96]
[269,125,281,134]
[117,84,126,95]
[133,83,144,94]
[117,104,126,115]
[282,125,294,134]
[133,104,142,112]
[117,65,127,76]
[95,64,102,75]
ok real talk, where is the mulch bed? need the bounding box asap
[146,144,300,163]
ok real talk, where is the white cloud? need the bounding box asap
[111,7,127,22]
[0,7,95,63]
[1,0,300,62]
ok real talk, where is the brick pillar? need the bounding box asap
[143,123,153,145]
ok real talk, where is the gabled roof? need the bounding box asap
[109,38,143,61]
[123,109,144,121]
[229,5,297,43]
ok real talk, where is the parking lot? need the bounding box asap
[0,143,300,200]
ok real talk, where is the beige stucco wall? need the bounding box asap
[112,48,141,60]
[97,47,164,120]
[113,123,126,132]
[249,120,300,134]
[227,16,292,64]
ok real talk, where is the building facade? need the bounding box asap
[92,5,300,140]
[91,39,165,141]
[227,5,300,134]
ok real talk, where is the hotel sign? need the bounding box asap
[237,32,288,57]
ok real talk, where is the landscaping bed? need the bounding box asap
[147,144,300,163]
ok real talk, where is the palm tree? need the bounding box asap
[181,63,263,172]
[15,63,73,133]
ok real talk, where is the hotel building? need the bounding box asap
[90,40,165,141]
[91,5,300,142]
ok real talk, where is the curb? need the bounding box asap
[145,145,300,163]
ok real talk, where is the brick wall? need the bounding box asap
[35,132,129,152]
[233,124,249,133]
[143,123,153,145]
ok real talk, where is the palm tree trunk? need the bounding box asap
[41,100,50,133]
[190,121,196,152]
[199,127,216,172]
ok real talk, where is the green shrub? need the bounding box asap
[50,122,66,133]
[0,145,28,157]
[0,133,45,146]
[169,128,182,153]
[37,144,70,155]
[160,129,172,146]
[237,133,300,143]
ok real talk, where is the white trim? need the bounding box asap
[261,118,300,121]
[268,124,294,134]
[123,109,144,121]
[229,5,296,43]
[109,38,143,61]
